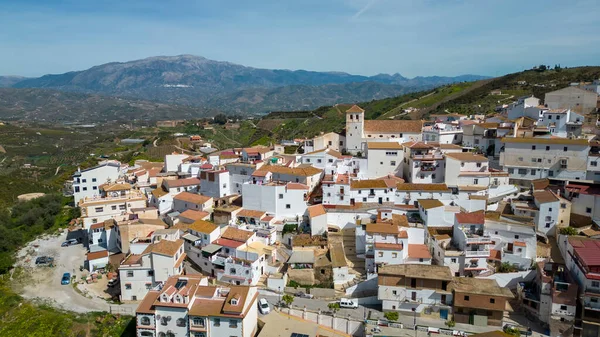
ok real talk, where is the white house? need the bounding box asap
[545,86,598,114]
[365,142,404,179]
[422,123,463,145]
[162,178,201,196]
[172,192,213,213]
[563,184,600,221]
[402,141,445,184]
[444,152,490,189]
[251,164,323,193]
[72,161,122,205]
[119,239,186,301]
[303,132,346,154]
[305,204,328,236]
[164,153,189,173]
[135,274,258,337]
[226,162,258,195]
[241,181,308,219]
[300,148,345,176]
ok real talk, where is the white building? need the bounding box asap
[345,105,423,155]
[422,123,463,145]
[79,184,147,230]
[199,169,231,198]
[172,192,213,214]
[164,153,189,173]
[402,142,445,184]
[300,148,345,176]
[305,204,328,236]
[119,239,186,301]
[444,152,490,189]
[226,162,258,195]
[162,178,201,196]
[242,181,308,219]
[72,161,122,205]
[135,274,258,337]
[563,184,600,221]
[251,165,322,193]
[365,142,404,179]
[303,132,346,154]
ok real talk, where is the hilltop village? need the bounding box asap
[59,83,600,337]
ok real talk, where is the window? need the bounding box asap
[549,170,554,177]
[127,271,134,277]
[229,319,238,328]
[587,207,592,214]
[451,258,457,263]
[278,194,283,199]
[82,179,87,183]
[176,318,186,327]
[560,159,567,169]
[392,253,398,258]
[560,305,567,311]
[378,252,383,257]
[286,204,291,209]
[531,145,536,150]
[140,316,151,326]
[518,157,523,162]
[546,146,550,151]
[214,318,220,327]
[531,158,537,163]
[362,198,367,202]
[125,283,132,290]
[518,169,527,175]
[328,159,333,163]
[317,159,322,163]
[147,270,154,277]
[461,163,465,167]
[476,163,482,168]
[419,258,424,262]
[75,186,80,193]
[93,186,98,190]
[432,174,436,179]
[563,147,568,152]
[473,179,478,185]
[193,317,205,326]
[592,161,598,167]
[508,168,514,174]
[592,281,600,288]
[95,207,104,213]
[92,178,97,182]
[548,115,552,120]
[306,159,310,163]
[390,161,396,166]
[145,283,152,289]
[490,298,495,304]
[561,203,567,209]
[464,296,470,301]
[593,298,599,303]
[392,290,397,295]
[82,187,87,191]
[548,207,552,212]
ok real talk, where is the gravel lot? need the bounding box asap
[14,231,111,313]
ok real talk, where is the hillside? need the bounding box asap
[0,88,218,123]
[247,66,600,143]
[0,76,27,88]
[10,55,486,114]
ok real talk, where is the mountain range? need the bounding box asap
[6,55,487,114]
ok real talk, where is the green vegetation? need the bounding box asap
[498,262,518,273]
[504,326,521,337]
[327,302,340,313]
[445,320,456,328]
[0,278,134,336]
[384,311,399,321]
[281,294,294,307]
[0,194,76,273]
[559,227,579,236]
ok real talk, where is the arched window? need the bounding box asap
[140,316,151,326]
[141,332,153,337]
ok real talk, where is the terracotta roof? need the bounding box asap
[100,183,132,192]
[489,249,502,261]
[307,204,327,218]
[346,105,365,113]
[418,199,444,209]
[221,227,254,242]
[86,250,109,261]
[513,241,527,247]
[335,174,351,185]
[532,178,550,191]
[366,222,400,235]
[402,141,435,150]
[253,165,322,177]
[90,222,105,230]
[151,188,169,198]
[393,214,409,228]
[569,236,600,268]
[455,210,485,225]
[350,179,388,189]
[581,228,600,237]
[566,184,600,196]
[367,142,403,150]
[364,120,424,133]
[439,144,463,150]
[237,209,266,219]
[136,290,160,314]
[445,152,488,162]
[375,242,404,250]
[286,182,309,190]
[189,220,219,234]
[458,185,488,192]
[378,264,453,281]
[179,209,210,221]
[164,178,201,189]
[142,239,183,257]
[396,183,449,191]
[450,277,513,298]
[533,190,559,203]
[173,191,212,205]
[243,147,272,154]
[502,137,590,145]
[214,238,245,248]
[407,244,432,259]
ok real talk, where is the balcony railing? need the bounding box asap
[586,287,600,295]
[466,236,492,244]
[465,250,490,257]
[412,154,444,160]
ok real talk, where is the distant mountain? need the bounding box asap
[0,88,217,123]
[11,55,488,114]
[0,76,28,88]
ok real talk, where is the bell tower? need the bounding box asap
[345,105,365,154]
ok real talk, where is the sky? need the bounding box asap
[1,0,599,78]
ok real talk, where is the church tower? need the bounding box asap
[345,105,365,154]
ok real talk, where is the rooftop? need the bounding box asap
[418,199,444,210]
[141,239,183,257]
[367,142,403,150]
[307,204,327,218]
[407,244,432,259]
[378,264,453,281]
[450,277,514,298]
[173,191,212,204]
[350,179,388,189]
[455,210,485,225]
[221,227,255,243]
[364,120,423,133]
[502,137,590,145]
[188,220,219,234]
[533,190,559,204]
[396,183,449,192]
[445,152,488,162]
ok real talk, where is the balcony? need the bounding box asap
[80,192,143,205]
[412,154,444,160]
[586,287,600,295]
[466,236,492,244]
[465,250,490,257]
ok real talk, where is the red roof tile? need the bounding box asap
[214,238,245,248]
[407,244,432,259]
[455,210,485,225]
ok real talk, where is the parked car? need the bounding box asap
[61,239,78,247]
[35,256,54,265]
[339,298,358,309]
[294,291,314,299]
[61,272,71,285]
[258,298,270,315]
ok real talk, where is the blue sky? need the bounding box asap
[1,0,599,78]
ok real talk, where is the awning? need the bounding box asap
[202,243,223,254]
[182,233,201,242]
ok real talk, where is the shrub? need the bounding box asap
[446,320,456,327]
[281,294,294,307]
[384,311,399,321]
[559,227,578,236]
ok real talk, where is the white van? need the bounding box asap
[339,298,358,309]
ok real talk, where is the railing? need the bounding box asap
[466,236,492,244]
[465,250,490,257]
[412,154,444,160]
[586,287,600,294]
[81,192,144,204]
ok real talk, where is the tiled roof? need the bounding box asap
[178,209,210,221]
[502,137,589,145]
[532,178,550,191]
[237,209,266,219]
[221,227,254,242]
[533,190,559,203]
[173,191,212,205]
[489,249,502,261]
[566,184,600,196]
[151,188,169,198]
[213,238,245,248]
[86,250,109,261]
[100,183,132,192]
[365,222,400,235]
[142,239,183,257]
[164,178,201,189]
[286,182,309,190]
[364,120,423,133]
[189,220,219,234]
[418,199,444,210]
[569,237,600,269]
[445,152,488,162]
[346,105,365,113]
[402,141,435,150]
[407,244,432,259]
[253,165,322,177]
[455,210,485,225]
[450,277,513,298]
[307,204,327,218]
[396,183,449,191]
[513,241,527,247]
[350,179,388,189]
[367,142,403,150]
[378,264,452,281]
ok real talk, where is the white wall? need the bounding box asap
[73,163,121,205]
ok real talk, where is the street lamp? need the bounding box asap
[412,307,417,337]
[278,286,281,309]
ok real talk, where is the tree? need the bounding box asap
[282,294,294,307]
[213,113,228,125]
[384,311,399,321]
[327,302,340,313]
[499,262,517,273]
[559,227,578,236]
